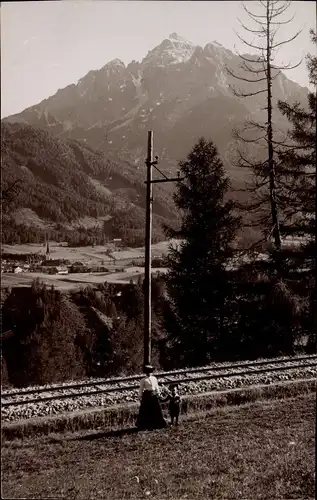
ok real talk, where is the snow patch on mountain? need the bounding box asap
[216,69,229,90]
[277,73,288,99]
[131,72,142,90]
[205,43,231,91]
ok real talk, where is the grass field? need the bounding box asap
[2,239,178,264]
[1,240,174,290]
[2,394,315,499]
[0,267,168,290]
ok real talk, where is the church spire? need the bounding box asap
[46,238,50,259]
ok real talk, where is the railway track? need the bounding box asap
[2,354,317,408]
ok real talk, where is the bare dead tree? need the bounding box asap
[227,0,302,252]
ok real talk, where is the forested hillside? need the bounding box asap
[1,279,167,387]
[1,122,176,245]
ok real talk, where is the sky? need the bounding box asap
[1,1,316,118]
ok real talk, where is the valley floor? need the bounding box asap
[2,394,315,499]
[2,239,177,264]
[1,268,168,290]
[1,240,172,290]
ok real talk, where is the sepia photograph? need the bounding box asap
[1,1,316,499]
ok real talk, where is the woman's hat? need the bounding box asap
[144,364,154,373]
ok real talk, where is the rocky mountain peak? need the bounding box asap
[100,58,126,76]
[3,32,308,182]
[168,32,193,44]
[142,32,196,67]
[103,58,125,69]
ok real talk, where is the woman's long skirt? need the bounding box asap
[136,391,167,430]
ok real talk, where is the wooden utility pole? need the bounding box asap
[144,131,153,367]
[143,131,184,369]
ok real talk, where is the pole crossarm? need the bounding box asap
[144,177,185,184]
[144,165,185,185]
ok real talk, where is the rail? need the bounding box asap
[2,355,316,408]
[2,354,317,398]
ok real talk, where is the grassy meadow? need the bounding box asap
[2,394,315,499]
[2,239,178,264]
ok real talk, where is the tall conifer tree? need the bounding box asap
[165,138,240,366]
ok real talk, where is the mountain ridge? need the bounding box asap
[2,34,309,246]
[3,33,308,179]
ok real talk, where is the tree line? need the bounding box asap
[1,278,166,387]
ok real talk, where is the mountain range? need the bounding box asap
[3,33,308,179]
[2,33,309,244]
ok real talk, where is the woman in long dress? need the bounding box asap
[136,365,167,430]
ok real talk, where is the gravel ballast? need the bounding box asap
[2,378,316,441]
[2,356,316,423]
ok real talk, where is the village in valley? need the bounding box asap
[2,240,106,275]
[1,237,173,290]
[1,233,306,290]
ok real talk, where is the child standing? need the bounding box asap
[164,384,181,426]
